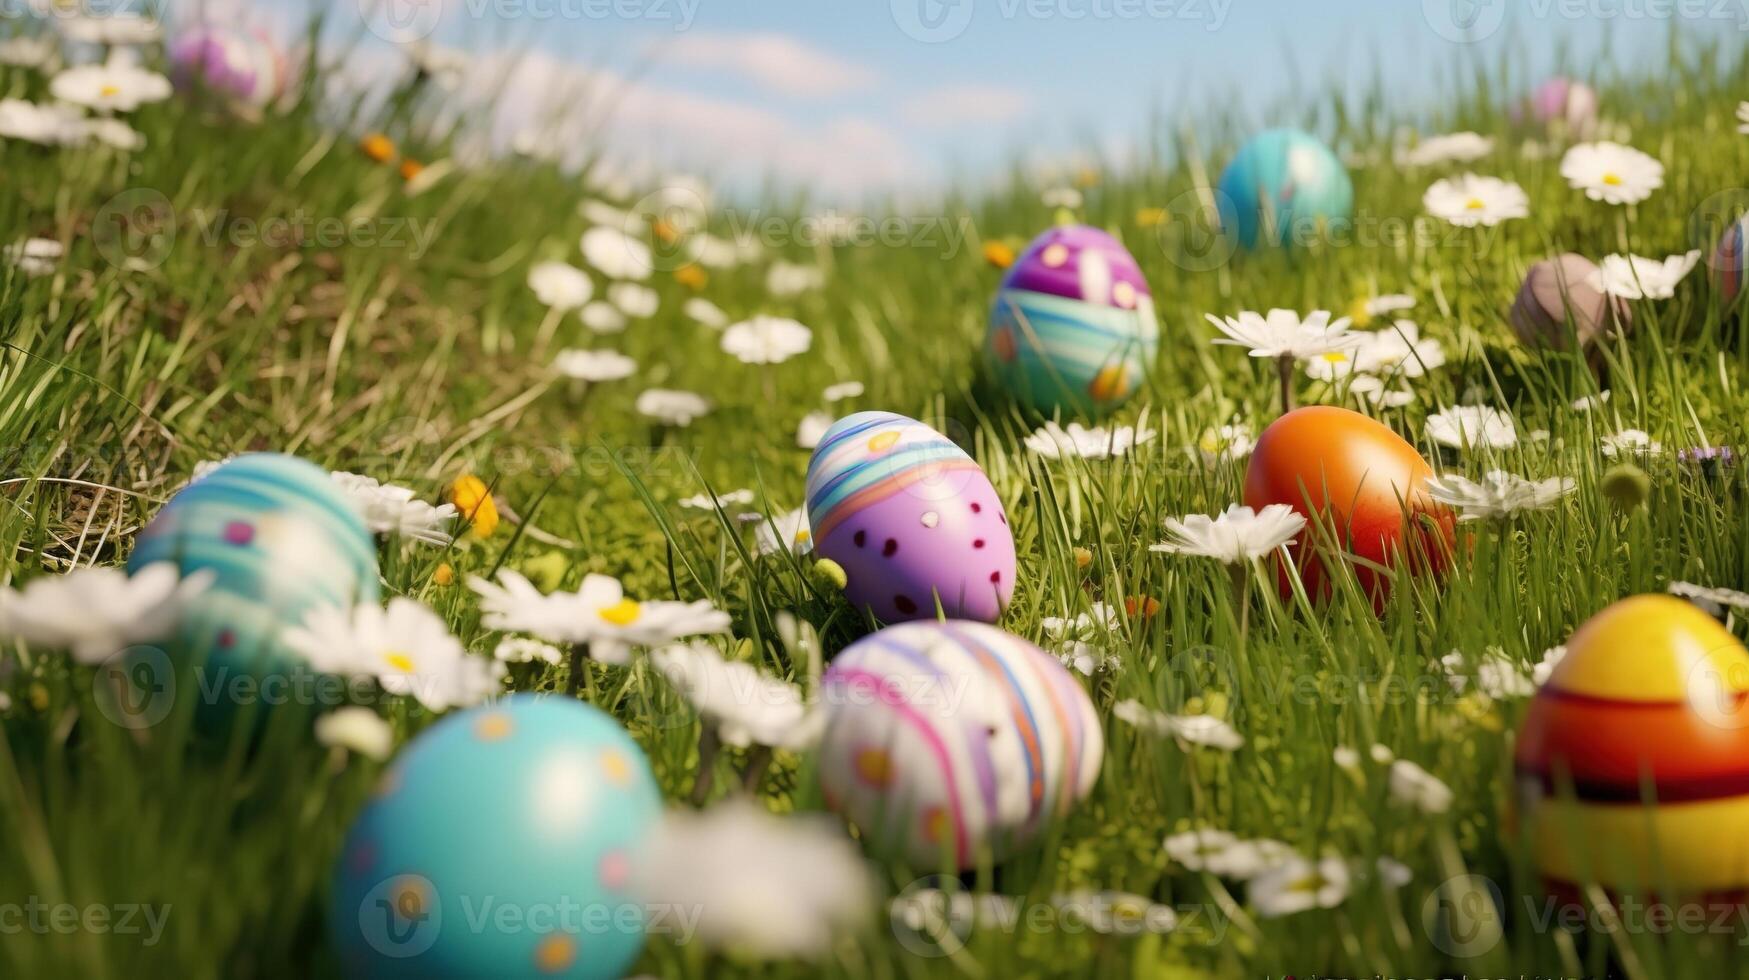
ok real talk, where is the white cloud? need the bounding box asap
[651,32,879,99]
[900,84,1031,127]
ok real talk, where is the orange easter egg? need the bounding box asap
[1243,406,1453,606]
[1515,595,1749,900]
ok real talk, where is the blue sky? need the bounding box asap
[277,0,1742,199]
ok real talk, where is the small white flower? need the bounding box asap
[1164,829,1239,870]
[1369,743,1396,764]
[553,348,636,382]
[1248,857,1351,918]
[580,225,653,280]
[580,301,627,333]
[0,563,211,664]
[607,281,659,318]
[0,36,59,70]
[527,261,593,310]
[680,489,756,511]
[1600,428,1663,457]
[1738,102,1749,135]
[796,411,833,450]
[1195,424,1255,464]
[6,238,62,277]
[467,570,731,663]
[1388,759,1454,814]
[1354,321,1446,378]
[722,315,813,365]
[1363,294,1415,318]
[822,381,864,402]
[754,508,813,557]
[1040,185,1083,209]
[329,472,456,545]
[1207,309,1361,360]
[1588,251,1701,300]
[684,297,729,328]
[49,60,172,112]
[1424,470,1574,520]
[284,599,504,712]
[1667,581,1749,616]
[1426,406,1518,450]
[766,261,824,296]
[1374,857,1413,889]
[1423,174,1529,227]
[77,116,142,150]
[1058,642,1121,676]
[652,642,816,749]
[0,100,84,146]
[1532,645,1567,686]
[634,799,872,959]
[1040,602,1122,641]
[637,388,712,426]
[1333,745,1361,770]
[1560,141,1664,205]
[314,707,395,761]
[1571,391,1610,412]
[491,636,564,664]
[1113,700,1244,751]
[1151,504,1305,565]
[1441,648,1535,699]
[1395,132,1494,167]
[1025,421,1156,460]
[1200,839,1299,879]
[580,199,646,234]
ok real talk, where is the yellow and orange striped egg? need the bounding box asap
[1515,595,1749,899]
[818,621,1103,869]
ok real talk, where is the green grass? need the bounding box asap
[8,21,1749,980]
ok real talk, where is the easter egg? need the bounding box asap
[1515,595,1749,899]
[1508,253,1630,351]
[1516,77,1599,138]
[128,454,378,692]
[1243,406,1453,605]
[170,26,289,108]
[806,412,1015,623]
[985,225,1158,416]
[1711,213,1749,308]
[331,695,661,979]
[1216,129,1353,250]
[817,621,1102,869]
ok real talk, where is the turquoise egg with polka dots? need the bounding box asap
[329,695,663,979]
[126,454,379,708]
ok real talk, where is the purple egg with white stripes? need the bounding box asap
[818,621,1103,869]
[806,412,1015,624]
[170,26,288,108]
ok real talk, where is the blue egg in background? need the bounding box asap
[329,695,663,980]
[1216,128,1353,249]
[127,453,378,677]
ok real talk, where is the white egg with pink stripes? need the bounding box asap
[817,620,1102,869]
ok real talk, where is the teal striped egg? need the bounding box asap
[331,695,661,979]
[128,453,378,679]
[818,621,1103,869]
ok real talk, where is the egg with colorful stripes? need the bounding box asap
[1515,595,1749,900]
[128,454,378,696]
[330,695,661,979]
[1712,213,1749,308]
[986,225,1157,417]
[806,412,1015,623]
[818,621,1103,869]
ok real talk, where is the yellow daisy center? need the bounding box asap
[1602,172,1622,186]
[793,528,812,544]
[1464,197,1486,210]
[598,598,641,626]
[99,84,120,98]
[383,652,415,673]
[1321,351,1349,363]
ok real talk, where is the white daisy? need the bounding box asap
[329,472,456,544]
[1571,391,1610,413]
[1387,759,1454,814]
[1395,132,1494,167]
[1058,642,1121,676]
[1362,294,1416,318]
[1206,309,1361,360]
[1040,602,1122,641]
[1532,645,1567,686]
[491,636,565,664]
[1560,141,1664,205]
[684,297,729,328]
[1588,251,1701,300]
[1200,839,1300,880]
[49,60,172,112]
[1425,406,1518,450]
[467,570,731,664]
[633,799,873,959]
[1247,857,1351,918]
[77,116,142,150]
[1354,321,1446,378]
[753,508,813,557]
[1040,185,1084,209]
[553,348,636,382]
[1113,700,1244,751]
[607,281,659,318]
[0,99,83,145]
[722,316,813,365]
[1424,470,1575,520]
[580,301,627,333]
[1150,504,1305,565]
[679,489,756,511]
[0,36,59,70]
[1423,174,1529,227]
[651,642,816,749]
[796,411,833,450]
[637,389,712,426]
[1738,101,1749,135]
[527,261,593,310]
[822,381,864,402]
[6,238,62,277]
[314,706,395,760]
[766,261,824,297]
[0,563,211,664]
[1600,428,1663,457]
[1195,424,1255,464]
[580,225,653,280]
[283,599,503,712]
[1163,829,1239,871]
[1024,421,1157,460]
[579,199,646,234]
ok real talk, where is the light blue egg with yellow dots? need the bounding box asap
[1216,129,1353,250]
[126,453,379,719]
[329,695,662,979]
